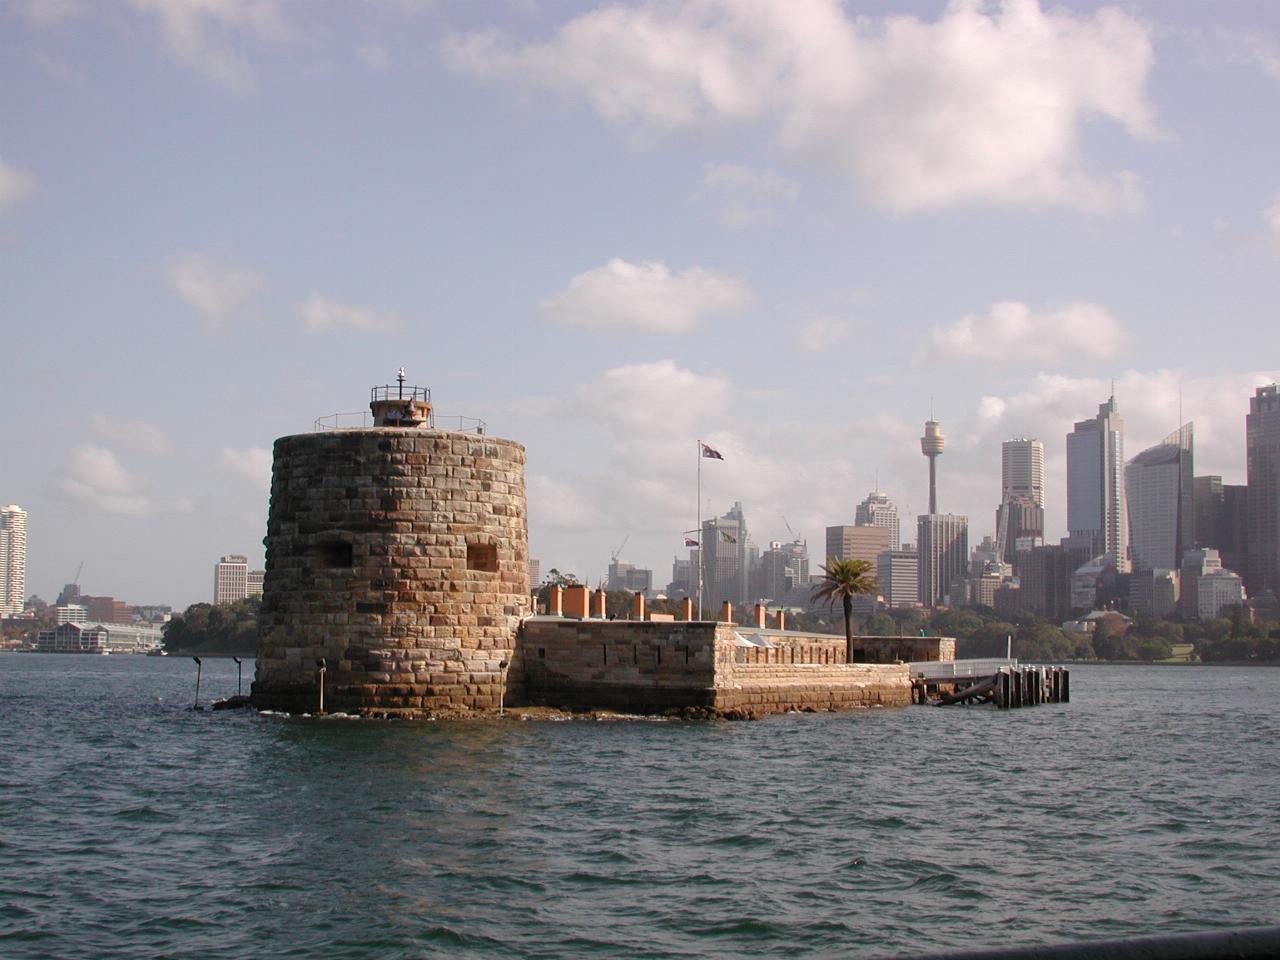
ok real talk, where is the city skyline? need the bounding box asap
[3,1,1280,607]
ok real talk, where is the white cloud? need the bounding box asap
[357,43,392,72]
[443,0,1156,214]
[127,0,293,93]
[90,413,169,456]
[169,253,264,325]
[799,316,851,353]
[927,301,1131,366]
[540,258,752,333]
[59,445,151,516]
[1266,193,1280,252]
[300,294,401,332]
[219,446,272,489]
[703,163,797,225]
[0,157,35,214]
[575,359,728,434]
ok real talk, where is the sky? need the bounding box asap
[2,0,1279,609]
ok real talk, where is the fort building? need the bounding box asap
[253,377,944,717]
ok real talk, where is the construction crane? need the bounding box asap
[611,534,629,563]
[781,515,798,541]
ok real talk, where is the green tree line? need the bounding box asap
[163,598,260,654]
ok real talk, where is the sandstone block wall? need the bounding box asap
[253,428,530,715]
[515,619,910,715]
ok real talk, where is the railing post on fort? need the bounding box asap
[316,658,327,715]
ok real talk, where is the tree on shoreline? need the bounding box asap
[163,598,260,654]
[812,559,877,664]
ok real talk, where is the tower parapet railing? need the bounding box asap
[314,411,486,434]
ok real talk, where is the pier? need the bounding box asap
[908,658,1070,709]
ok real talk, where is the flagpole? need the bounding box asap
[696,439,703,620]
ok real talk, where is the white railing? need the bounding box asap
[907,657,1018,681]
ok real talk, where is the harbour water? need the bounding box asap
[2,655,1278,959]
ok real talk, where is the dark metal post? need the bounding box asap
[316,658,327,715]
[232,656,243,696]
[192,656,203,710]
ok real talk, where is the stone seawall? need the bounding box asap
[253,428,530,715]
[515,619,911,715]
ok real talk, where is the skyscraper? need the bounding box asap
[1002,438,1045,508]
[826,525,892,567]
[855,490,900,548]
[1126,423,1194,573]
[917,513,968,607]
[214,554,250,605]
[1247,384,1280,598]
[1066,394,1129,571]
[701,501,751,610]
[877,545,918,608]
[0,505,27,618]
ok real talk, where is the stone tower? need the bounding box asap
[252,373,530,715]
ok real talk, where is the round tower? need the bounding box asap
[920,419,945,515]
[252,374,530,716]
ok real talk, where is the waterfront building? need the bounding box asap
[876,546,918,608]
[826,525,891,567]
[1246,384,1280,598]
[1002,439,1045,508]
[35,620,163,654]
[1197,569,1246,620]
[1067,395,1129,571]
[1126,423,1194,573]
[0,504,27,618]
[854,491,900,549]
[214,554,249,605]
[248,570,265,598]
[916,514,968,607]
[55,603,87,625]
[1180,547,1225,620]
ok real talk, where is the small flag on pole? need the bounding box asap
[684,537,699,547]
[720,530,737,543]
[700,442,724,460]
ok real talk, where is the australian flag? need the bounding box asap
[700,442,724,460]
[684,537,699,547]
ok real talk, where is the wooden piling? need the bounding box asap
[1062,668,1070,703]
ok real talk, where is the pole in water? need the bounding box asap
[192,656,203,710]
[232,656,243,696]
[498,659,509,716]
[316,658,327,715]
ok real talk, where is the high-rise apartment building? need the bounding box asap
[528,559,541,593]
[1066,394,1129,571]
[1126,423,1194,573]
[0,505,27,618]
[214,555,250,605]
[1194,477,1248,576]
[825,525,892,567]
[1246,384,1280,599]
[876,546,918,608]
[854,491,900,549]
[1002,439,1045,508]
[916,514,968,607]
[247,570,265,598]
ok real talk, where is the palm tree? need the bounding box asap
[811,558,878,664]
